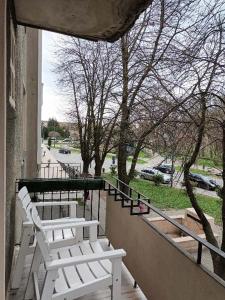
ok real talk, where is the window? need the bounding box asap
[9,19,16,110]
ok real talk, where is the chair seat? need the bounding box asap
[46,228,75,242]
[49,240,112,295]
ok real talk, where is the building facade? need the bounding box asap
[0,4,42,297]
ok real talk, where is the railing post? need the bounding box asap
[197,242,202,264]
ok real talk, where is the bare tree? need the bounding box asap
[179,6,225,279]
[116,0,202,185]
[54,39,120,175]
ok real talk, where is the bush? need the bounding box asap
[110,165,117,176]
[48,137,52,148]
[132,169,139,178]
[152,174,164,186]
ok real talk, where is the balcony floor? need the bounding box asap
[8,239,147,300]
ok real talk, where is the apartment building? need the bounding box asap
[1,15,42,299]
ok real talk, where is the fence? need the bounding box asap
[40,162,81,179]
[17,178,106,238]
[16,176,225,282]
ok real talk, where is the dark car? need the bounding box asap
[58,147,71,154]
[187,173,219,191]
[154,164,175,174]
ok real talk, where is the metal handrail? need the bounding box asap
[107,178,225,264]
[114,177,147,200]
[41,163,81,165]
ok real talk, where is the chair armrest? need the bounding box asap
[41,217,85,226]
[23,221,33,228]
[42,220,99,232]
[34,201,77,207]
[46,249,126,270]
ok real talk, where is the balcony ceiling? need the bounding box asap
[13,0,152,42]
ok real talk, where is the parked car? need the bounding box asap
[140,168,171,184]
[62,138,72,143]
[187,173,219,191]
[58,146,71,154]
[153,163,175,174]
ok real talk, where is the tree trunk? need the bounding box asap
[170,154,175,188]
[213,121,225,280]
[213,257,225,280]
[117,109,130,188]
[117,36,130,188]
[129,141,143,181]
[183,98,225,279]
[82,159,90,175]
[94,155,103,176]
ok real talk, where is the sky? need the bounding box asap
[41,31,68,122]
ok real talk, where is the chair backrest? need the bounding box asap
[17,186,41,224]
[17,186,31,222]
[31,207,52,262]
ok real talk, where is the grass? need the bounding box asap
[127,156,146,164]
[48,143,81,153]
[138,150,150,159]
[106,153,114,158]
[175,166,220,178]
[104,174,222,224]
[106,153,147,164]
[190,168,213,176]
[197,158,222,169]
[175,166,212,177]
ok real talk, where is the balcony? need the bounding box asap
[13,0,153,42]
[7,165,225,299]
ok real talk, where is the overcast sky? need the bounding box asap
[41,30,67,122]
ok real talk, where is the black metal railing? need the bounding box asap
[40,162,81,179]
[105,178,225,269]
[16,176,225,276]
[17,178,105,238]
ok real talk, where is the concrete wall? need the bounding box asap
[0,1,7,298]
[5,22,41,288]
[106,196,225,300]
[6,24,28,286]
[24,28,40,178]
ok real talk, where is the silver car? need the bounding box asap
[140,168,171,184]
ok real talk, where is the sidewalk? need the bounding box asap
[40,145,65,178]
[41,144,58,164]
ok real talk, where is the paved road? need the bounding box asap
[49,148,163,174]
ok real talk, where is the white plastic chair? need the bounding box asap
[11,186,85,290]
[25,207,126,300]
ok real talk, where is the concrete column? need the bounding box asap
[25,28,39,178]
[0,0,7,298]
[37,31,43,168]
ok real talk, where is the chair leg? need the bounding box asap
[111,258,122,300]
[11,227,33,289]
[24,244,42,299]
[41,270,58,300]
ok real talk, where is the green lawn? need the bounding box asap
[106,153,147,164]
[104,174,222,224]
[127,156,146,164]
[198,158,222,168]
[175,166,213,177]
[138,150,151,159]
